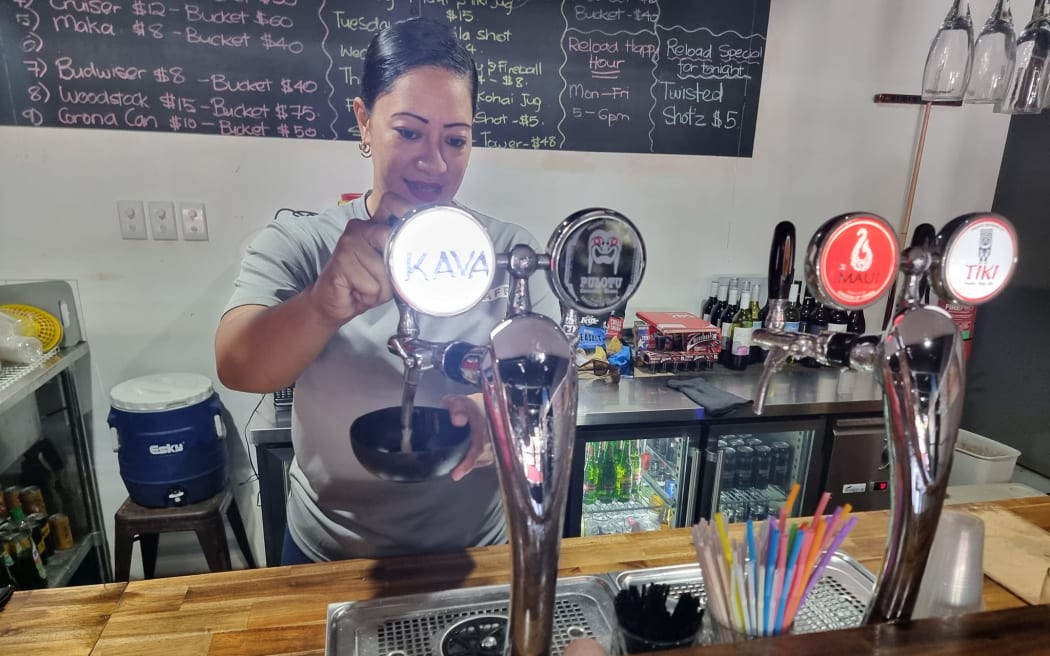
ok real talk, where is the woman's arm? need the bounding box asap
[215,197,411,393]
[215,290,344,393]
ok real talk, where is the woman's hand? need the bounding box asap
[308,191,416,325]
[444,393,495,481]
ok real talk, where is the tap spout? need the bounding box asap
[864,304,964,623]
[480,314,577,656]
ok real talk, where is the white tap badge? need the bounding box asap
[941,214,1017,305]
[387,205,496,316]
[547,209,645,315]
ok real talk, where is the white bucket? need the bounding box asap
[948,430,1021,486]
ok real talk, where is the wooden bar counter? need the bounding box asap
[4,496,1050,655]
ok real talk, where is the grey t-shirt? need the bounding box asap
[225,196,558,560]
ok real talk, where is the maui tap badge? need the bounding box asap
[547,209,646,315]
[387,205,496,317]
[810,213,899,310]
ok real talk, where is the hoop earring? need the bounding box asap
[359,142,372,158]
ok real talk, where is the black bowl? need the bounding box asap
[350,406,471,482]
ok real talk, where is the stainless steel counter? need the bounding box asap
[248,366,882,443]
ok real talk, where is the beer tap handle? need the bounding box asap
[912,223,937,304]
[503,244,544,318]
[765,221,796,330]
[892,223,937,315]
[751,220,798,412]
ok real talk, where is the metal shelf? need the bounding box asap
[45,529,100,588]
[0,343,89,415]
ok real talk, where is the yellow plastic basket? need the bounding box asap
[0,304,63,352]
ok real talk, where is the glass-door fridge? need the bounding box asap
[564,425,702,537]
[697,419,828,525]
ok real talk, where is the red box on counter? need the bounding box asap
[635,311,721,355]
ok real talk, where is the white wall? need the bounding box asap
[0,0,1022,577]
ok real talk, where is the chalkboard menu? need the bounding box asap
[0,0,769,156]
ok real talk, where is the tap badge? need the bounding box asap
[814,214,898,310]
[940,214,1017,305]
[548,209,645,315]
[387,205,497,317]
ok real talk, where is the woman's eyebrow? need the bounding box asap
[392,112,471,129]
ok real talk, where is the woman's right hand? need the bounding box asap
[309,192,416,325]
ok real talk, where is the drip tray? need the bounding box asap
[326,554,875,656]
[326,576,617,656]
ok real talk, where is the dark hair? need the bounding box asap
[360,17,480,115]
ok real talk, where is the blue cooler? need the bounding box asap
[108,373,228,507]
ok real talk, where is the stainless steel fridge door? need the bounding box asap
[825,415,890,512]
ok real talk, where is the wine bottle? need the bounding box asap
[847,309,866,334]
[749,283,764,364]
[784,281,802,332]
[801,297,827,368]
[701,280,719,322]
[718,285,741,365]
[827,306,848,333]
[710,283,729,327]
[798,287,816,334]
[729,288,753,370]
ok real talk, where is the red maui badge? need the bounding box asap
[818,215,899,309]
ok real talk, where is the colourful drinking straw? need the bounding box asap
[775,527,806,633]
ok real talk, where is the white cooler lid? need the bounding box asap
[110,373,214,412]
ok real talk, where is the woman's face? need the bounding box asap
[354,66,474,208]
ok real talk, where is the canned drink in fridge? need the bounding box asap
[719,447,737,491]
[735,446,755,490]
[49,514,74,550]
[770,441,794,490]
[753,445,771,489]
[20,486,47,515]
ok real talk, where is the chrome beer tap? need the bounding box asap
[380,205,646,656]
[752,211,1018,625]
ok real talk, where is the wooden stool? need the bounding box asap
[113,488,256,581]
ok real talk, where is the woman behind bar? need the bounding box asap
[215,17,556,564]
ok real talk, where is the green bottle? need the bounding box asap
[615,441,632,502]
[630,441,642,492]
[583,443,599,505]
[598,442,617,503]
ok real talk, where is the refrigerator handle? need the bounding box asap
[698,448,725,521]
[683,445,701,526]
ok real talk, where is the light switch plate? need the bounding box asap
[148,201,178,240]
[116,200,147,240]
[178,202,208,241]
